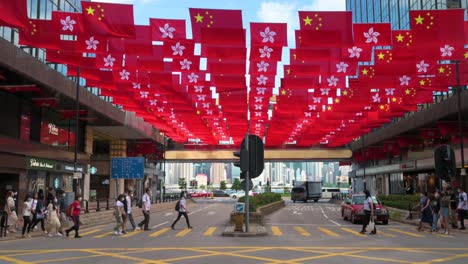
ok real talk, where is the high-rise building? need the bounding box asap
[346,0,467,29]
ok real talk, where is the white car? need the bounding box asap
[230,191,254,199]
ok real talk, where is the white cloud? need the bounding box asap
[301,0,346,11]
[91,0,159,4]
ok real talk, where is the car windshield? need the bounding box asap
[351,196,379,205]
[292,187,305,193]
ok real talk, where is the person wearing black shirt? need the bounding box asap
[447,187,458,229]
[431,191,441,232]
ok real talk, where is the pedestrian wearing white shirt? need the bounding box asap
[138,188,151,231]
[113,194,125,235]
[171,192,193,230]
[457,187,468,230]
[125,190,139,231]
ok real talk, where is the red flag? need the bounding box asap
[250,23,287,47]
[46,50,95,67]
[202,46,247,61]
[95,53,123,69]
[189,8,243,42]
[298,11,353,47]
[249,45,282,62]
[0,0,28,29]
[353,23,392,47]
[52,11,84,35]
[392,30,415,59]
[163,40,195,59]
[19,19,60,49]
[150,18,186,41]
[81,1,135,38]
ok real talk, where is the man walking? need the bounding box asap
[125,190,139,231]
[138,188,151,231]
[458,187,468,230]
[171,192,193,230]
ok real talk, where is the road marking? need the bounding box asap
[388,228,424,238]
[207,211,215,215]
[164,212,173,217]
[175,228,192,237]
[271,226,283,236]
[377,230,396,237]
[294,226,311,237]
[340,227,366,237]
[149,227,171,237]
[188,208,204,215]
[318,227,340,237]
[93,231,114,238]
[77,229,102,237]
[121,230,143,238]
[329,220,342,226]
[0,255,31,264]
[203,227,217,236]
[293,211,302,215]
[151,221,169,229]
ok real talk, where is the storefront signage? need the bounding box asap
[27,157,56,170]
[111,157,145,179]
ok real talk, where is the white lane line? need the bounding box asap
[329,220,342,226]
[164,212,173,217]
[151,221,169,229]
[320,206,340,226]
[188,208,205,215]
[207,211,215,215]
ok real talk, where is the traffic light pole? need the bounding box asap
[245,133,250,233]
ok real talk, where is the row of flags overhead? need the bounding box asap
[1,0,468,148]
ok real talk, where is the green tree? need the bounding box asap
[178,177,187,190]
[232,178,241,191]
[220,181,227,190]
[199,184,206,190]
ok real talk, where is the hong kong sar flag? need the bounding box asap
[81,1,135,38]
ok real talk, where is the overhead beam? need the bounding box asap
[165,149,352,161]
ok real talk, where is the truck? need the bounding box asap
[291,181,322,203]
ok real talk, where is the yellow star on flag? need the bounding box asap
[377,52,385,60]
[194,13,204,23]
[303,16,312,26]
[327,106,332,111]
[343,90,348,96]
[464,52,468,59]
[419,80,426,86]
[281,90,286,95]
[379,105,385,110]
[392,97,397,102]
[334,98,340,103]
[86,6,95,15]
[405,89,411,95]
[396,34,404,42]
[438,67,445,74]
[362,68,369,75]
[415,14,424,25]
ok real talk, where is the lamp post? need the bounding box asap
[455,62,466,187]
[73,67,81,196]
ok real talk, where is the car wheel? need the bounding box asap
[303,199,307,203]
[383,220,389,225]
[293,199,296,203]
[351,214,357,224]
[232,195,236,199]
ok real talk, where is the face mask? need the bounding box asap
[78,198,82,201]
[54,199,58,203]
[130,194,134,197]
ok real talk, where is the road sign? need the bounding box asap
[235,202,245,213]
[111,157,145,179]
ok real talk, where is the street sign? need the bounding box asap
[240,179,253,191]
[111,157,145,179]
[235,202,245,213]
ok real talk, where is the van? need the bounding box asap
[291,187,306,202]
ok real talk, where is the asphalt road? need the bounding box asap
[1,198,468,263]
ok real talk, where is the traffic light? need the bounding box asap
[194,180,198,188]
[233,134,265,179]
[434,145,456,182]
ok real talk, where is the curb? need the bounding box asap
[222,225,268,237]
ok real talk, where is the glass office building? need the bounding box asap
[346,0,468,29]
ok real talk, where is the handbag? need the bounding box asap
[368,219,375,231]
[36,213,44,219]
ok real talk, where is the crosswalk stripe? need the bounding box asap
[149,228,171,237]
[77,229,102,237]
[203,227,217,236]
[377,230,396,237]
[340,227,366,237]
[294,226,311,237]
[271,226,282,236]
[388,228,424,238]
[175,228,192,237]
[317,227,340,237]
[93,231,114,238]
[121,230,143,238]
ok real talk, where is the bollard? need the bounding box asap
[210,192,214,199]
[234,213,244,232]
[96,199,100,212]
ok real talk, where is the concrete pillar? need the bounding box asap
[82,127,94,201]
[109,140,127,199]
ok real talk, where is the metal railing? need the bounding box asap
[80,194,179,214]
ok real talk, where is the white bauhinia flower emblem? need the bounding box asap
[202,103,210,108]
[348,46,362,59]
[194,86,204,93]
[416,60,429,73]
[364,27,380,44]
[171,42,185,56]
[140,91,149,98]
[157,107,164,112]
[119,69,130,80]
[372,93,381,103]
[327,76,339,87]
[159,23,175,39]
[313,97,321,103]
[197,95,207,101]
[320,88,331,95]
[149,99,157,106]
[399,75,411,86]
[440,44,455,57]
[256,87,266,95]
[309,105,317,111]
[260,27,276,43]
[132,83,141,89]
[305,112,312,117]
[103,54,116,67]
[255,97,263,103]
[336,62,349,73]
[255,104,262,110]
[385,88,395,96]
[257,75,268,85]
[257,61,269,72]
[61,16,76,32]
[206,110,213,115]
[180,59,192,70]
[187,72,199,83]
[259,46,273,59]
[85,36,99,51]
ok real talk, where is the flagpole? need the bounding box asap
[74,66,81,196]
[455,61,466,187]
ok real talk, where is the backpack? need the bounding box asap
[66,203,74,217]
[174,200,180,212]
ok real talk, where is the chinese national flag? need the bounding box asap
[150,18,186,41]
[298,11,353,46]
[392,30,415,59]
[46,50,95,67]
[81,1,135,38]
[52,11,84,35]
[250,23,287,47]
[19,19,60,49]
[353,23,392,47]
[189,8,243,42]
[0,0,28,29]
[202,46,247,61]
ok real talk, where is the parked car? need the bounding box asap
[212,190,230,197]
[230,191,256,199]
[341,194,389,225]
[189,190,211,198]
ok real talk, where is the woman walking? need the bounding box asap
[359,190,376,235]
[47,197,61,237]
[113,194,125,235]
[431,191,441,232]
[30,192,47,234]
[171,192,193,230]
[21,194,33,238]
[65,195,82,238]
[418,192,433,231]
[440,191,451,235]
[5,191,18,233]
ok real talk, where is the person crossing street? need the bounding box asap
[171,192,193,230]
